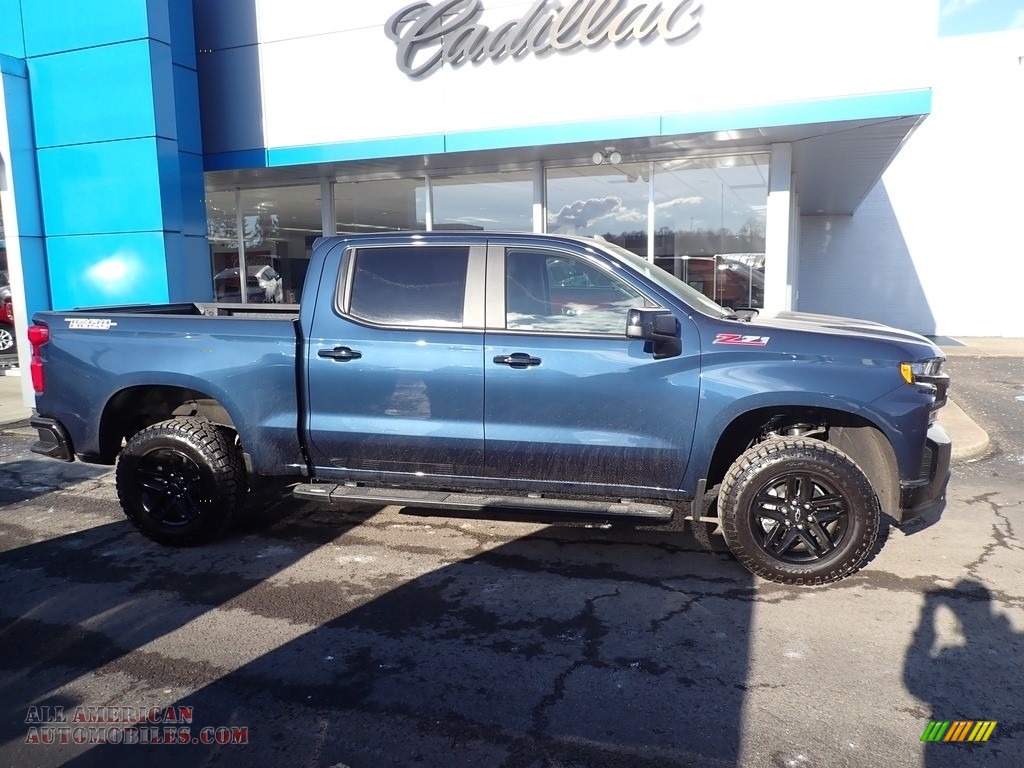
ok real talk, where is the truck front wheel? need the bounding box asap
[718,437,879,585]
[115,417,247,546]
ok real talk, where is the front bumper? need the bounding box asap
[899,422,951,522]
[29,413,74,462]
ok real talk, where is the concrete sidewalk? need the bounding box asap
[1,336,1018,462]
[0,371,32,428]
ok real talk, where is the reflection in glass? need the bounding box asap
[335,178,426,233]
[545,164,649,251]
[505,249,646,334]
[431,171,533,231]
[348,246,469,327]
[206,183,321,304]
[651,154,768,308]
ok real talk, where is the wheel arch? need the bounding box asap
[97,385,239,463]
[703,406,900,516]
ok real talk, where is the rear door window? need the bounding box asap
[347,246,469,327]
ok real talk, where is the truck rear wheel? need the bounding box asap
[718,437,879,585]
[115,417,247,546]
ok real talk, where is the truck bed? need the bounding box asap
[31,303,306,475]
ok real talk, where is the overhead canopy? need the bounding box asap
[207,90,930,218]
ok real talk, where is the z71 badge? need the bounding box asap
[713,333,770,347]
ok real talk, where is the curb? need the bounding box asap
[940,398,990,463]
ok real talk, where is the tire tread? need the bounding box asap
[115,417,247,546]
[718,437,880,586]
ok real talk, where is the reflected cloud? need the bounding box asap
[549,196,622,229]
[656,196,703,210]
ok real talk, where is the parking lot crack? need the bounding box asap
[964,493,1022,577]
[529,589,618,735]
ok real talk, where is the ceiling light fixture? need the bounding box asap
[592,147,623,165]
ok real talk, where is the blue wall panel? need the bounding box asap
[173,63,202,154]
[178,151,207,237]
[197,46,264,155]
[21,0,167,57]
[29,40,159,147]
[37,139,165,236]
[0,0,25,58]
[46,232,172,309]
[193,0,259,52]
[3,0,211,315]
[165,234,214,302]
[150,40,177,141]
[167,0,196,68]
[156,137,184,231]
[18,236,51,317]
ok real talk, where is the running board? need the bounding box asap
[292,484,675,522]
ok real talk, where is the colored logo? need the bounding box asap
[713,333,770,347]
[921,720,996,742]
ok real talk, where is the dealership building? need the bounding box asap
[1,0,1022,402]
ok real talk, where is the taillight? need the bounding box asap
[1,299,12,324]
[28,323,49,394]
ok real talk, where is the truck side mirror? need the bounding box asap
[626,308,681,359]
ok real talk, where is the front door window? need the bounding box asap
[505,249,647,335]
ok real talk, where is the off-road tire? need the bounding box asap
[116,417,247,546]
[718,437,879,585]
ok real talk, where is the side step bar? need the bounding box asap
[292,484,675,522]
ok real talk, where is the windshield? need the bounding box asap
[594,241,732,319]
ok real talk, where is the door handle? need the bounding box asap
[493,353,542,368]
[318,346,362,361]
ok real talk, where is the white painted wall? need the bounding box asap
[245,0,935,150]
[798,29,1024,338]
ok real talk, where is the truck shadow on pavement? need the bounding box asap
[40,507,756,768]
[0,476,760,768]
[0,494,384,761]
[0,459,110,505]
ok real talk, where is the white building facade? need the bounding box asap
[1,0,1022,343]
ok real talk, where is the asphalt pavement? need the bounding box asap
[0,344,1021,767]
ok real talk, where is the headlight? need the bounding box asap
[900,357,943,384]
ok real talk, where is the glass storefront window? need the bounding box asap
[651,154,768,308]
[431,171,533,231]
[206,184,321,304]
[545,164,649,252]
[204,151,768,310]
[335,178,426,234]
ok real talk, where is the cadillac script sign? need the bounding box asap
[386,0,704,78]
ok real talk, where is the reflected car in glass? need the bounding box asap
[0,271,15,353]
[213,265,283,303]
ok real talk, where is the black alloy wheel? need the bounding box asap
[750,471,850,564]
[718,437,879,585]
[133,447,215,529]
[116,417,247,546]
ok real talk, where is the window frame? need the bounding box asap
[336,243,486,331]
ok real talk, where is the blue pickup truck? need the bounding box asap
[27,232,950,585]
